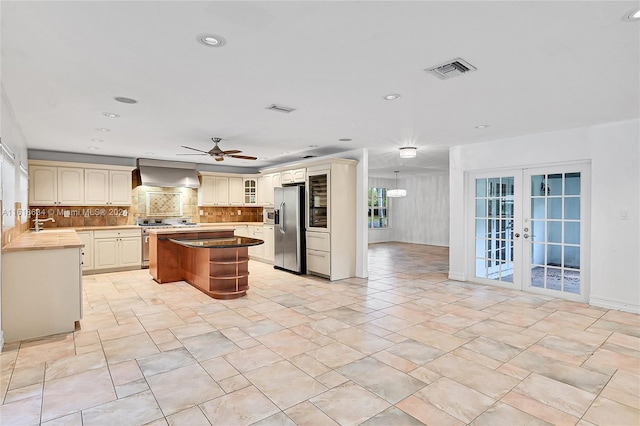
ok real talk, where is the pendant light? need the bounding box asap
[387,171,407,198]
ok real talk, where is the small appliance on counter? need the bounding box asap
[274,185,306,274]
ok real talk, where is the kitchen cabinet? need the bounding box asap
[257,172,281,206]
[93,229,141,270]
[198,175,236,206]
[29,165,84,205]
[84,169,132,205]
[228,177,244,206]
[247,225,264,258]
[77,230,94,271]
[243,178,257,205]
[2,246,82,342]
[281,168,306,184]
[305,159,357,280]
[262,225,274,262]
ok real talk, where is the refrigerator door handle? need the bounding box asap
[279,202,285,234]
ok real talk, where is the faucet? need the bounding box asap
[33,210,56,232]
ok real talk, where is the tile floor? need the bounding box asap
[1,242,639,425]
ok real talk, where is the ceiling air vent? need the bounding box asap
[266,104,296,113]
[425,58,477,80]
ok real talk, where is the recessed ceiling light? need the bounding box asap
[103,112,120,118]
[87,146,99,150]
[144,152,156,155]
[475,124,490,129]
[96,128,110,132]
[259,157,268,160]
[90,139,104,143]
[281,151,290,155]
[383,94,401,100]
[114,96,138,104]
[623,8,640,21]
[197,33,227,47]
[338,138,352,142]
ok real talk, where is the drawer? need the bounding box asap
[307,249,330,276]
[306,231,330,251]
[93,229,141,239]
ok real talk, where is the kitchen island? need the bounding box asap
[148,228,263,299]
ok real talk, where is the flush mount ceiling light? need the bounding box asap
[197,33,227,47]
[475,124,490,129]
[623,8,640,21]
[96,128,110,132]
[387,171,407,198]
[90,139,104,143]
[103,112,120,118]
[383,94,401,100]
[87,146,99,150]
[399,146,417,158]
[338,138,352,142]
[114,96,138,104]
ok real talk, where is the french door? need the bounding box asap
[469,163,590,302]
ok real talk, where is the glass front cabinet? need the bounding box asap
[243,178,257,205]
[307,169,330,231]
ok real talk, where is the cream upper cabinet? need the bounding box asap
[198,174,234,206]
[257,172,281,206]
[84,169,109,204]
[215,177,229,205]
[30,161,133,206]
[29,165,84,205]
[109,170,133,205]
[198,176,216,205]
[85,169,132,205]
[281,168,306,184]
[228,177,244,206]
[243,178,257,205]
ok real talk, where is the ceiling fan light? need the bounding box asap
[387,189,406,198]
[399,147,417,158]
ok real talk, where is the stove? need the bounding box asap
[138,218,200,267]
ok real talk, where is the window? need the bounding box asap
[1,143,16,227]
[368,187,389,228]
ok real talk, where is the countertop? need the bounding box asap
[146,227,236,235]
[2,229,84,253]
[168,236,264,248]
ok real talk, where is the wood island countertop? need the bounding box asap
[2,230,84,252]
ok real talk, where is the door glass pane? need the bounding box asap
[528,171,582,296]
[531,220,545,242]
[476,179,487,197]
[547,221,562,243]
[475,176,515,283]
[565,222,580,244]
[565,172,581,195]
[531,198,545,219]
[548,198,562,219]
[547,174,563,196]
[565,197,580,219]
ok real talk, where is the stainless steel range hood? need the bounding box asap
[137,159,200,188]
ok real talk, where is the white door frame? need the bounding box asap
[466,161,591,302]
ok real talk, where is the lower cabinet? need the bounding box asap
[77,231,94,271]
[93,229,141,270]
[1,247,82,342]
[262,225,274,262]
[306,231,331,277]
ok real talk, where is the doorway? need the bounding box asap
[469,163,590,302]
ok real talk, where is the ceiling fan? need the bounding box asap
[178,138,257,162]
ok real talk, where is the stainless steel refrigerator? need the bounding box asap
[274,185,306,274]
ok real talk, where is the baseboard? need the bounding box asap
[448,272,466,281]
[589,296,640,314]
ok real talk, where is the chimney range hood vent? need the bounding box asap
[137,159,200,188]
[426,58,477,80]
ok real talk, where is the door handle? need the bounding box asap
[279,202,285,234]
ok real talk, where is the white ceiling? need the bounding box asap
[2,1,638,178]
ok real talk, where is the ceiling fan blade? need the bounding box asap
[180,145,209,153]
[214,156,225,162]
[229,155,257,160]
[221,150,242,155]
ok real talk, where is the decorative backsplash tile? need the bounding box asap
[146,192,182,216]
[26,206,131,228]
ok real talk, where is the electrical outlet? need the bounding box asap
[237,210,241,215]
[199,210,204,215]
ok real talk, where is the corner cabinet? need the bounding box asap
[305,159,357,281]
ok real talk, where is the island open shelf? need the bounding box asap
[148,228,263,299]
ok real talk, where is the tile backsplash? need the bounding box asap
[27,206,131,228]
[197,207,262,223]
